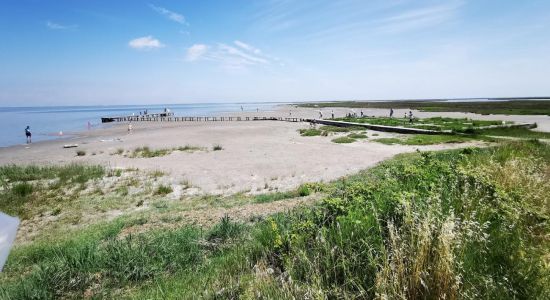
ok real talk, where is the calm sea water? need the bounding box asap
[0,103,282,147]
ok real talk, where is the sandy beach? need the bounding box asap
[2,105,548,196]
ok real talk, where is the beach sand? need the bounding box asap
[4,105,547,196]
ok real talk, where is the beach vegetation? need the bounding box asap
[155,184,173,195]
[331,136,356,143]
[176,145,204,152]
[298,128,322,136]
[2,141,548,298]
[373,134,483,145]
[347,133,368,139]
[212,144,223,151]
[76,150,86,156]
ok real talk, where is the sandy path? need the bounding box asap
[2,105,546,195]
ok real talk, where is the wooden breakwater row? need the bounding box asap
[307,119,538,135]
[101,115,305,123]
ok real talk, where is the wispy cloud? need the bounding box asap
[149,4,187,25]
[185,41,273,68]
[128,36,165,50]
[46,21,78,30]
[186,44,208,61]
[234,40,262,54]
[374,2,463,34]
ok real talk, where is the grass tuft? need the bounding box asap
[155,185,173,195]
[331,136,356,143]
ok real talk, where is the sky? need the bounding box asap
[1,0,550,106]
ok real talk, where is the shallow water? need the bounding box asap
[0,103,281,147]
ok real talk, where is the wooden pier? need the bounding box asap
[101,114,304,123]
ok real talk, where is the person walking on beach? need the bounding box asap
[25,126,31,144]
[360,110,364,117]
[390,108,394,118]
[331,110,334,119]
[128,122,133,134]
[408,111,413,123]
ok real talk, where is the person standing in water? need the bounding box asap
[25,126,31,144]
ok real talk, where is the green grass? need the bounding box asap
[298,99,550,115]
[155,185,173,195]
[347,133,368,139]
[298,128,322,136]
[473,126,550,139]
[176,145,204,152]
[373,134,483,145]
[0,164,105,218]
[2,141,549,298]
[132,146,172,158]
[337,116,503,132]
[331,136,356,143]
[254,184,312,203]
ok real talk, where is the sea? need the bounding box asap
[0,102,283,148]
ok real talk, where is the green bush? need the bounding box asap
[212,144,223,151]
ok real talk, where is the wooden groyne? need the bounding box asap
[101,115,305,123]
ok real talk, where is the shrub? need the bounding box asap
[76,150,86,156]
[212,144,223,151]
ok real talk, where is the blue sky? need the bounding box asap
[1,0,549,105]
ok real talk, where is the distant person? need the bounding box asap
[390,108,394,118]
[25,126,31,144]
[257,108,259,112]
[360,110,364,117]
[331,110,334,119]
[409,111,413,123]
[128,122,133,134]
[319,111,323,119]
[241,105,244,111]
[404,112,407,119]
[87,121,92,130]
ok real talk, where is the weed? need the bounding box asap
[212,144,223,151]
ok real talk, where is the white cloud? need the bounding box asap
[186,44,208,61]
[234,40,261,54]
[128,36,165,50]
[185,41,278,69]
[149,4,186,25]
[46,21,77,30]
[375,2,463,34]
